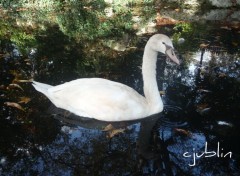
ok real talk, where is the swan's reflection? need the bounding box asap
[47,105,174,175]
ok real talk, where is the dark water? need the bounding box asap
[1,2,240,175]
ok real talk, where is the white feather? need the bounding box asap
[32,34,179,121]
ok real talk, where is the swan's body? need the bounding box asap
[33,34,179,121]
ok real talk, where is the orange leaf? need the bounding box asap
[18,97,31,104]
[174,128,191,137]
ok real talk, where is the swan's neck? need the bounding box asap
[142,45,163,113]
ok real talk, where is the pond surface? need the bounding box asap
[1,1,240,175]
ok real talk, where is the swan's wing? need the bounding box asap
[47,78,148,121]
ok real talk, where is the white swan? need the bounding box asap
[32,34,180,121]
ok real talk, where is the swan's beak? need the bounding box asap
[165,48,180,65]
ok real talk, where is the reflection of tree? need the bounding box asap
[33,25,80,84]
[137,115,175,175]
[0,114,60,175]
[195,50,240,118]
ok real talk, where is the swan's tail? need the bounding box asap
[32,81,53,96]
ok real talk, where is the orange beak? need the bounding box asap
[165,48,180,65]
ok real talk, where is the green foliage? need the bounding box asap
[10,32,35,48]
[56,0,133,40]
[171,22,214,67]
[0,19,37,53]
[172,22,212,53]
[1,0,154,44]
[172,22,192,44]
[174,23,192,33]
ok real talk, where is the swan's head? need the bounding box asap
[148,34,180,65]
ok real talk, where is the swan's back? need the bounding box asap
[35,78,149,121]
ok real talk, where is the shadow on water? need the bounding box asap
[1,2,240,175]
[45,104,187,175]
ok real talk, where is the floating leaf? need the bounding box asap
[7,84,24,91]
[107,128,125,138]
[196,103,209,111]
[218,73,227,78]
[103,124,125,138]
[26,62,32,66]
[174,128,191,137]
[197,107,211,116]
[4,102,25,111]
[159,90,165,95]
[217,121,233,127]
[196,103,211,115]
[197,89,212,93]
[232,42,238,46]
[220,26,231,30]
[24,58,32,65]
[14,78,33,83]
[200,43,209,49]
[18,97,31,104]
[24,59,31,62]
[102,124,115,131]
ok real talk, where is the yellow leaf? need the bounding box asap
[102,124,125,138]
[18,97,31,104]
[102,124,115,131]
[4,102,25,111]
[107,129,125,138]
